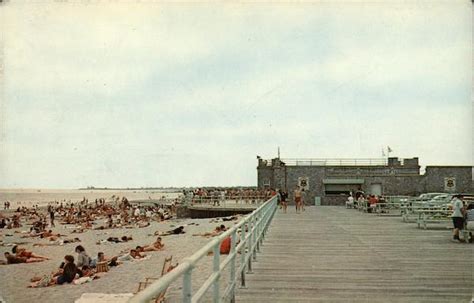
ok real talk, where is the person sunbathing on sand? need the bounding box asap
[117,249,145,262]
[91,252,120,267]
[33,237,81,247]
[154,226,185,236]
[39,230,62,238]
[137,221,150,228]
[4,252,44,264]
[142,237,165,252]
[96,235,133,245]
[12,245,50,260]
[193,225,226,238]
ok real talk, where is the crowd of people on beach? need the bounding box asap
[189,188,276,205]
[0,196,175,233]
[25,237,167,288]
[0,193,247,291]
[0,195,183,287]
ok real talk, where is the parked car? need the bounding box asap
[415,193,446,202]
[422,194,454,207]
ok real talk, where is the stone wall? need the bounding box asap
[420,166,474,193]
[286,166,326,204]
[257,166,274,188]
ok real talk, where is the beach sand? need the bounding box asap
[0,215,243,303]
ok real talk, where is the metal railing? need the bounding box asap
[129,195,278,303]
[189,195,270,206]
[281,158,388,166]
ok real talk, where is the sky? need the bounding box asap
[0,1,472,188]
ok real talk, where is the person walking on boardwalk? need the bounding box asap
[451,194,465,242]
[301,188,306,212]
[294,186,302,213]
[279,189,288,213]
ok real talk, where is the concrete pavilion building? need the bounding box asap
[257,157,474,206]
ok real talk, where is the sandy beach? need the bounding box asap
[0,211,243,303]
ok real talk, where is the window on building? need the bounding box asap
[322,179,364,195]
[324,184,356,195]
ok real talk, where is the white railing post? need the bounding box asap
[212,243,220,302]
[252,215,257,260]
[247,218,253,273]
[240,221,247,287]
[256,211,261,252]
[183,268,192,303]
[230,229,237,301]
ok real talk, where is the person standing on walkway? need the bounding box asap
[451,194,465,242]
[279,189,288,213]
[301,188,307,211]
[294,186,302,213]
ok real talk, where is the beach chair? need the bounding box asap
[136,256,176,303]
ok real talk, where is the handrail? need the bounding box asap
[129,195,278,303]
[278,158,388,166]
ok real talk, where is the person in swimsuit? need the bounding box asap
[12,245,49,260]
[142,237,165,251]
[4,252,44,264]
[294,186,302,213]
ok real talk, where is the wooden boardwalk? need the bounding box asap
[235,206,473,303]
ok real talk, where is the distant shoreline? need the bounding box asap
[77,187,184,191]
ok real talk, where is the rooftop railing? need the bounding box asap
[129,195,278,303]
[280,158,388,166]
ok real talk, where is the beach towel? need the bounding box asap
[73,277,93,285]
[37,275,53,287]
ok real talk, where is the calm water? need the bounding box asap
[0,189,182,207]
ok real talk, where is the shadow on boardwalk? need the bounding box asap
[236,206,473,303]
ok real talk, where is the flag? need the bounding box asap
[382,148,386,157]
[387,146,393,153]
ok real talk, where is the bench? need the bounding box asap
[415,208,452,230]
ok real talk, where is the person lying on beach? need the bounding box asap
[20,229,62,239]
[136,221,150,228]
[141,237,165,252]
[209,215,240,223]
[33,237,81,247]
[39,230,63,238]
[193,225,226,238]
[96,236,133,245]
[71,227,86,233]
[12,245,50,260]
[154,226,185,236]
[90,252,120,267]
[4,252,45,264]
[117,249,145,262]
